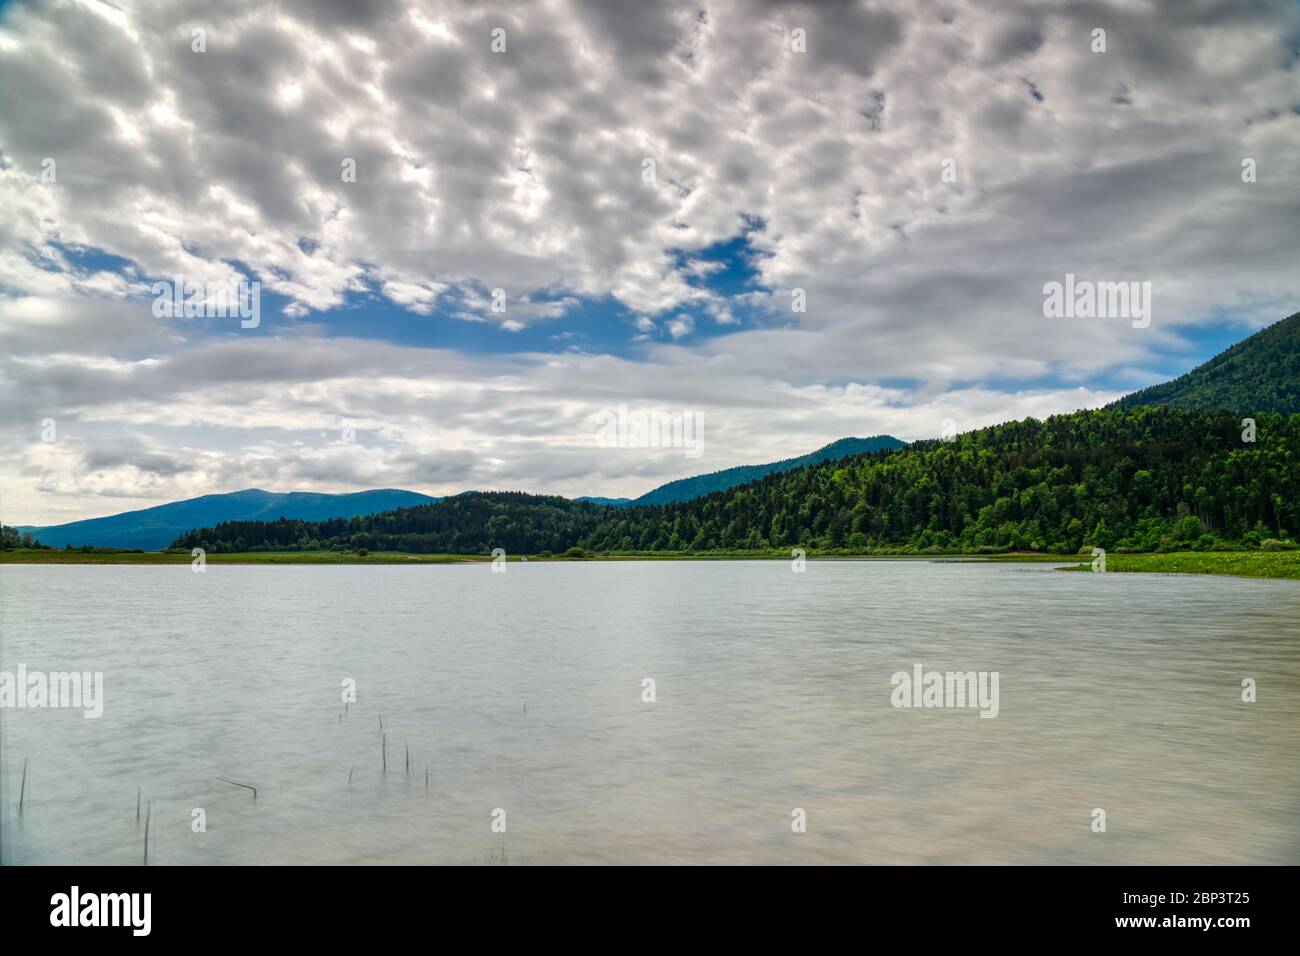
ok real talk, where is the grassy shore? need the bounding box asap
[0,548,1077,565]
[0,548,887,565]
[0,549,479,565]
[3,547,1298,578]
[1056,550,1300,580]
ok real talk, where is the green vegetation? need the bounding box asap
[170,491,611,555]
[0,549,479,565]
[1,524,47,550]
[8,548,1298,580]
[0,549,719,565]
[1113,311,1300,413]
[580,407,1298,554]
[1060,550,1300,580]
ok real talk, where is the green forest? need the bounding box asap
[579,407,1297,554]
[171,491,610,555]
[172,407,1299,556]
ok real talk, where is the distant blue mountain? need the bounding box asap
[580,435,906,508]
[16,488,440,551]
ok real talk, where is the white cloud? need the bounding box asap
[1,0,1297,523]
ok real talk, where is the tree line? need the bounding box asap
[0,525,47,550]
[171,407,1299,556]
[171,491,611,555]
[580,407,1298,554]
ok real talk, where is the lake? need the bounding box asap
[2,560,1297,864]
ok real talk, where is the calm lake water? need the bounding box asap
[2,560,1297,865]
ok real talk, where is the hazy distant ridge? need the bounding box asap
[16,488,440,551]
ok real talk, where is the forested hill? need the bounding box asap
[171,491,610,555]
[173,407,1298,555]
[1114,311,1300,413]
[628,434,904,506]
[579,407,1299,554]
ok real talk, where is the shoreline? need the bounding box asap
[1,549,1296,579]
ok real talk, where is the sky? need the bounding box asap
[1,0,1298,526]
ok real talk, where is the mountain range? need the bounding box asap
[10,311,1298,552]
[10,435,905,550]
[14,488,440,551]
[172,403,1299,557]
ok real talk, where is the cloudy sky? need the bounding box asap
[1,0,1298,525]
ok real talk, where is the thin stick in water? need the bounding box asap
[217,777,258,802]
[136,785,141,823]
[18,757,28,814]
[405,741,410,774]
[382,733,387,772]
[143,800,152,865]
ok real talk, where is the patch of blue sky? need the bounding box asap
[36,231,775,357]
[302,286,649,355]
[670,224,770,300]
[47,243,137,276]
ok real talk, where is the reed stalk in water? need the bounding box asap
[143,800,152,865]
[217,777,258,802]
